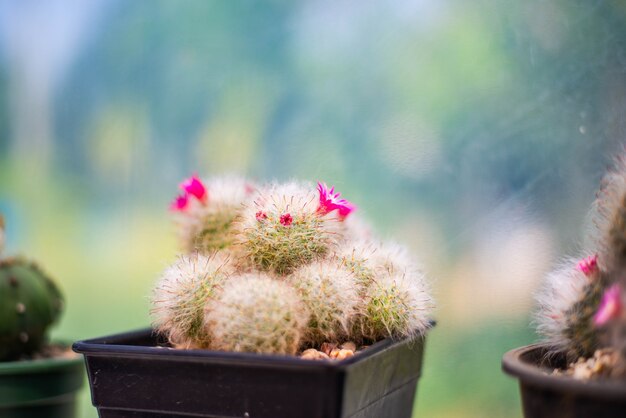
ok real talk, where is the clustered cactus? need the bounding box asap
[536,154,626,378]
[151,176,434,356]
[0,215,64,361]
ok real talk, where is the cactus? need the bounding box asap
[0,218,63,361]
[289,260,359,346]
[151,253,231,349]
[592,155,626,274]
[235,182,338,274]
[340,240,423,292]
[589,156,626,376]
[534,153,626,378]
[535,256,603,359]
[340,240,434,342]
[154,177,434,356]
[356,271,432,342]
[206,273,308,355]
[171,175,256,253]
[339,241,378,291]
[562,273,610,359]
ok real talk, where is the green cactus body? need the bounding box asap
[0,258,63,361]
[607,194,626,272]
[341,255,375,292]
[151,254,230,349]
[191,210,238,252]
[235,181,339,275]
[358,273,431,342]
[289,261,359,346]
[360,280,408,341]
[245,214,330,275]
[173,176,256,255]
[207,274,308,355]
[563,274,609,359]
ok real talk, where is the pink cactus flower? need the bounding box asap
[180,175,208,203]
[577,255,598,276]
[316,182,356,220]
[256,211,268,222]
[594,284,623,326]
[170,193,190,212]
[279,213,293,226]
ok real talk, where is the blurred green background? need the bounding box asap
[1,0,626,416]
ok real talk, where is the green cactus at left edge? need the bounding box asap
[0,217,63,361]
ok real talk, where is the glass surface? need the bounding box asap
[0,1,624,416]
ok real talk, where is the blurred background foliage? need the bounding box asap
[1,0,626,416]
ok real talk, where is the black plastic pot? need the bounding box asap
[0,352,84,418]
[502,344,626,418]
[73,328,430,418]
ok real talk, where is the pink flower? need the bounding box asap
[577,255,598,276]
[170,194,189,212]
[180,175,208,203]
[245,183,256,195]
[279,213,293,226]
[316,182,356,220]
[256,211,268,221]
[594,284,623,327]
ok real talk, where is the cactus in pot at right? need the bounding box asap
[534,153,626,378]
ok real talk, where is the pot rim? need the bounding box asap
[0,343,83,376]
[502,343,626,399]
[73,324,433,369]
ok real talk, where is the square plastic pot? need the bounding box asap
[73,328,429,418]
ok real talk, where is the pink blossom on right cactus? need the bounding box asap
[594,284,623,327]
[577,255,598,276]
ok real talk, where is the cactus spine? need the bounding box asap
[0,218,63,361]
